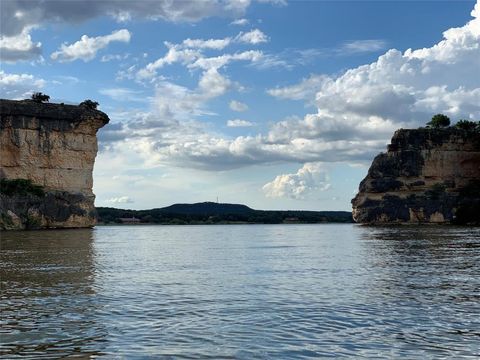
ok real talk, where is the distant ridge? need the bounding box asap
[97,202,353,224]
[159,202,254,215]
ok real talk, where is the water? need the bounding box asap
[1,224,479,359]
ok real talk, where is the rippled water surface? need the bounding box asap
[1,224,479,358]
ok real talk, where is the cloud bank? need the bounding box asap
[1,0,253,37]
[105,2,479,173]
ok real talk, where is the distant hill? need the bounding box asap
[97,202,353,225]
[159,202,254,215]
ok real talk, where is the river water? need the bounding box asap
[1,224,479,359]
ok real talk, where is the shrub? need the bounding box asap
[79,99,99,110]
[427,114,450,128]
[31,92,50,103]
[455,119,479,132]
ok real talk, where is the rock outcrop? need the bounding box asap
[0,99,109,229]
[352,127,480,224]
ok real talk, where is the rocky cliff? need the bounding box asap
[352,127,480,224]
[0,99,109,229]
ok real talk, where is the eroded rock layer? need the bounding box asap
[0,99,109,229]
[352,128,480,224]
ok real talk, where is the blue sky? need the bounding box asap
[1,0,479,211]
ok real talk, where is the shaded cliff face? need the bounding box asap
[0,99,109,229]
[352,128,480,224]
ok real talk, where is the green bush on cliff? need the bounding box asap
[427,114,450,128]
[79,99,99,109]
[30,92,50,103]
[0,179,45,197]
[455,119,479,132]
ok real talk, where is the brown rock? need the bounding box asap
[352,127,480,224]
[0,99,109,229]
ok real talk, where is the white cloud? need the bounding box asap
[0,70,45,99]
[99,87,146,102]
[182,37,232,50]
[263,163,330,199]
[267,74,328,102]
[339,39,387,54]
[106,196,134,204]
[257,0,287,5]
[235,29,269,44]
[0,27,42,62]
[104,1,480,176]
[51,29,131,62]
[230,18,249,26]
[137,29,267,79]
[147,68,232,122]
[101,53,130,62]
[137,43,201,79]
[2,0,254,37]
[229,100,249,112]
[188,50,263,71]
[227,119,254,127]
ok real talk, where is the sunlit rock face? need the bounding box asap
[0,99,109,229]
[352,128,480,224]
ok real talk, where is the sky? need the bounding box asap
[1,0,479,211]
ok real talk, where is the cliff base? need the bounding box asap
[0,190,96,230]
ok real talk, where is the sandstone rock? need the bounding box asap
[352,127,480,224]
[0,99,109,229]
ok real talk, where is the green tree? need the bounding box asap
[30,92,50,103]
[79,99,99,109]
[455,119,478,131]
[427,114,450,128]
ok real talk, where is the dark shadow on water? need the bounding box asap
[0,229,107,358]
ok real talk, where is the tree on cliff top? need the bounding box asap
[79,99,99,110]
[31,92,50,103]
[427,114,450,128]
[455,119,479,132]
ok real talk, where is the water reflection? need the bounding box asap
[1,225,479,358]
[358,226,480,358]
[0,229,107,358]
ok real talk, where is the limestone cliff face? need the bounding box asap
[352,128,480,224]
[0,99,109,229]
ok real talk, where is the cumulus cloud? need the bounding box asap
[230,18,249,26]
[229,100,249,112]
[132,41,263,131]
[1,0,253,37]
[263,163,330,199]
[149,68,232,120]
[182,37,232,50]
[106,196,134,204]
[227,119,254,127]
[235,29,269,44]
[104,1,480,175]
[137,44,201,79]
[267,74,328,102]
[0,70,45,99]
[188,50,263,71]
[51,29,131,62]
[0,28,42,62]
[137,30,266,79]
